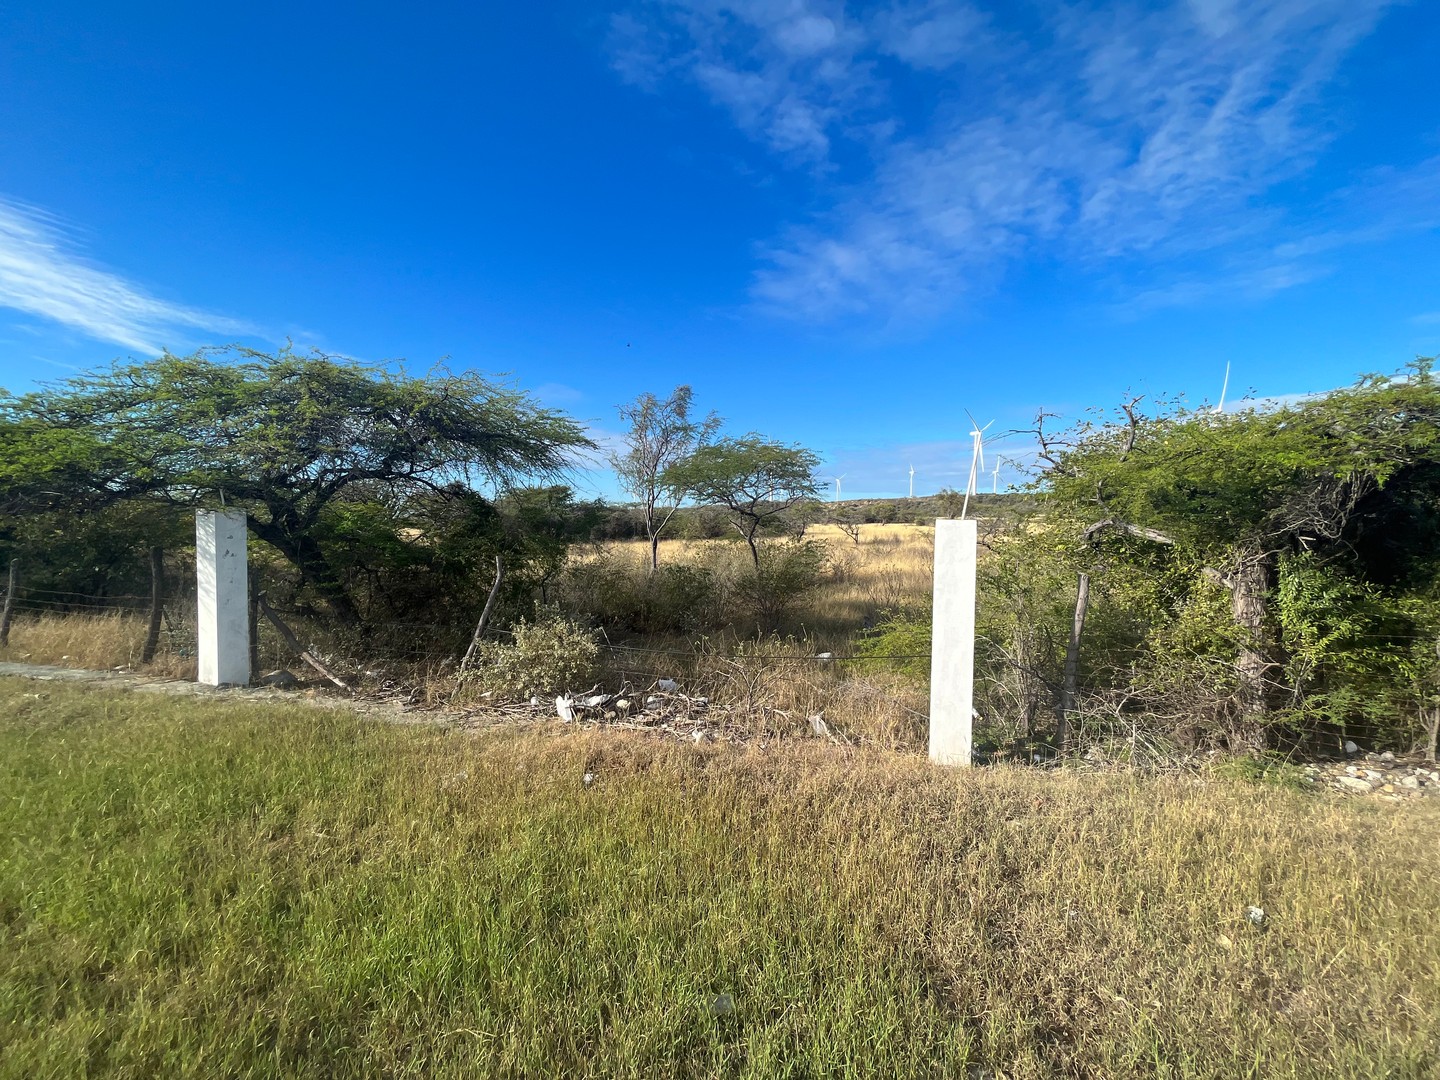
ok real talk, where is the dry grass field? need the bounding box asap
[604,523,936,633]
[1,526,946,747]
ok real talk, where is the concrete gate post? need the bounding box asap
[196,509,250,686]
[929,518,977,766]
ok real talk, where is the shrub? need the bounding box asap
[468,614,600,700]
[857,613,931,682]
[733,540,826,632]
[557,553,720,635]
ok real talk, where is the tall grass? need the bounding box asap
[589,524,935,638]
[0,610,197,679]
[3,678,1437,1077]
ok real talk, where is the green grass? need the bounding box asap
[2,678,1438,1078]
[1208,752,1316,793]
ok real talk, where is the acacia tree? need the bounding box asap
[664,436,819,567]
[1037,360,1440,745]
[609,386,720,571]
[0,347,592,622]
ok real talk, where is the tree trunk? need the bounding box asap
[1056,571,1090,754]
[248,513,360,624]
[1232,547,1276,733]
[650,533,661,572]
[140,546,163,664]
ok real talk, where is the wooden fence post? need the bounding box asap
[248,576,261,678]
[141,546,164,664]
[460,556,506,675]
[1056,571,1090,755]
[255,591,350,691]
[0,559,16,648]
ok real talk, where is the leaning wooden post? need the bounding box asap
[195,510,251,686]
[0,559,17,648]
[141,546,164,664]
[1056,571,1090,754]
[929,518,977,766]
[248,576,261,678]
[255,591,350,691]
[459,556,505,675]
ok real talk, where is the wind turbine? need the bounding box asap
[831,474,846,502]
[960,412,994,520]
[1216,361,1231,414]
[991,454,1003,495]
[908,463,915,499]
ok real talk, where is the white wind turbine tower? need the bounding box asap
[960,412,994,520]
[908,463,915,499]
[831,474,845,502]
[1216,361,1231,414]
[991,454,1003,495]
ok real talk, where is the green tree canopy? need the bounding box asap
[663,436,819,567]
[1035,359,1440,745]
[609,385,721,571]
[0,347,592,621]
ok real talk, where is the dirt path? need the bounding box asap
[5,661,1436,798]
[0,661,482,728]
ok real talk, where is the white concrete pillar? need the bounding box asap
[196,509,250,686]
[929,517,976,766]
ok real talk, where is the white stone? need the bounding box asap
[929,518,976,767]
[195,510,250,687]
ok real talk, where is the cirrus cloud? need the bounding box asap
[0,196,250,354]
[610,0,1421,322]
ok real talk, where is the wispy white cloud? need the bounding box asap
[0,195,249,353]
[610,0,1411,320]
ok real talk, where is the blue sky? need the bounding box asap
[1,0,1437,498]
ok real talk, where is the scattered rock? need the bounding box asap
[258,669,299,689]
[1313,756,1437,798]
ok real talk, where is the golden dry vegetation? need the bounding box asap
[0,526,949,748]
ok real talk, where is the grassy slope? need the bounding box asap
[2,679,1437,1079]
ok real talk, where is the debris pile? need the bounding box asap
[1308,753,1439,799]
